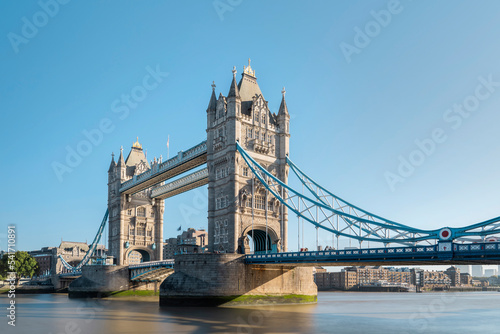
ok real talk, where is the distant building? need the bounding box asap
[423,270,451,289]
[456,265,471,275]
[314,267,327,274]
[484,269,498,277]
[444,266,460,286]
[314,266,411,290]
[472,265,484,277]
[29,247,56,275]
[460,273,473,286]
[163,228,208,259]
[163,237,178,260]
[28,241,106,275]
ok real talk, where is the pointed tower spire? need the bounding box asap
[278,87,289,115]
[117,146,125,167]
[227,66,240,98]
[207,81,217,112]
[108,152,116,172]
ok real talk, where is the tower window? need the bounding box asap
[243,167,248,177]
[254,195,265,210]
[216,196,228,209]
[127,209,132,216]
[262,114,266,124]
[137,207,146,217]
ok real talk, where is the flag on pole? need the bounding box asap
[167,135,170,159]
[177,225,182,231]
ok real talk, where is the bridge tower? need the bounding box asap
[107,139,165,265]
[206,60,290,254]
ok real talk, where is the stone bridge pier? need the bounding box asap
[159,253,317,307]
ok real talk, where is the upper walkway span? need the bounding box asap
[120,140,207,195]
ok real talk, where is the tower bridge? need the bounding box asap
[67,60,500,306]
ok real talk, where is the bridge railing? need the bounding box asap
[454,243,500,252]
[59,270,82,277]
[120,141,207,192]
[128,259,174,269]
[246,245,437,260]
[245,242,500,263]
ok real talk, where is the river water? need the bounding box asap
[1,291,500,333]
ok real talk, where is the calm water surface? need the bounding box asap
[1,291,500,333]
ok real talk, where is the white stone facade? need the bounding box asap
[206,62,290,253]
[107,141,165,265]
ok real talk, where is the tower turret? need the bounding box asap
[207,81,217,128]
[116,146,126,180]
[108,153,116,175]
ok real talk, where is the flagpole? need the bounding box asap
[167,135,170,159]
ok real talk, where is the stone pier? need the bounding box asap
[69,265,161,298]
[159,253,317,307]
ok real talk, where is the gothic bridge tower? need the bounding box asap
[107,139,165,265]
[206,60,290,254]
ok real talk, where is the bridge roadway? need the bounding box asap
[244,242,500,267]
[120,140,207,195]
[129,260,174,281]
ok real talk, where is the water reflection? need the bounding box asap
[1,292,500,334]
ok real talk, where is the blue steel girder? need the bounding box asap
[287,157,500,243]
[236,142,500,245]
[59,209,109,272]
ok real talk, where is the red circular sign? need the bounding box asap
[441,230,449,238]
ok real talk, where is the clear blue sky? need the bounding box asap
[1,1,500,258]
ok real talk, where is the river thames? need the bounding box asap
[2,291,500,333]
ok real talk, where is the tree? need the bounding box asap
[0,251,39,285]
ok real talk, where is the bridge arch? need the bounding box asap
[240,226,279,254]
[126,248,152,264]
